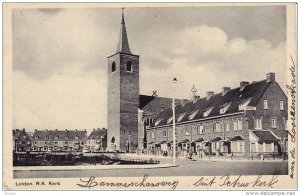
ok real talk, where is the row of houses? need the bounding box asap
[13,128,107,153]
[141,73,288,157]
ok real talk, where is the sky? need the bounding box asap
[12,6,287,132]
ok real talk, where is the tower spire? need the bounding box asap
[116,8,132,54]
[121,7,125,24]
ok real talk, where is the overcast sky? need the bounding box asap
[12,6,287,132]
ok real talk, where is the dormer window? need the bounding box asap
[177,113,186,122]
[203,106,213,117]
[220,102,231,114]
[126,61,132,72]
[112,62,116,72]
[155,119,163,126]
[189,110,199,120]
[239,98,252,110]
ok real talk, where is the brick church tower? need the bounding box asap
[107,9,139,152]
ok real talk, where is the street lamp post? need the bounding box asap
[172,78,177,165]
[128,133,131,154]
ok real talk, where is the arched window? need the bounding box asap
[112,62,116,72]
[126,61,132,72]
[111,137,115,144]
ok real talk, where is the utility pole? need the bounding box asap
[172,78,177,166]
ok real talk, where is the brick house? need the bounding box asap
[31,129,87,152]
[146,73,288,157]
[85,128,107,152]
[13,129,31,152]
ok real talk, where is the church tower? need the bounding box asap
[107,9,139,152]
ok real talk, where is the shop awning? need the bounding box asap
[210,137,222,142]
[179,139,190,144]
[158,141,167,145]
[229,136,244,141]
[252,131,280,143]
[193,138,204,143]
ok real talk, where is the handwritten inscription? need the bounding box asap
[289,148,295,179]
[193,175,279,188]
[77,175,179,190]
[286,55,297,180]
[286,55,296,143]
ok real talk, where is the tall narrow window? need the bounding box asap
[126,61,132,72]
[197,125,204,134]
[112,62,116,72]
[233,120,238,131]
[237,119,242,130]
[283,118,287,130]
[162,130,167,137]
[280,100,284,110]
[271,118,277,128]
[264,100,268,109]
[255,118,262,130]
[151,131,155,139]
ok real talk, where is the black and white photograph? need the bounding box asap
[3,3,297,191]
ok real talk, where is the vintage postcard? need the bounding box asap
[3,3,297,191]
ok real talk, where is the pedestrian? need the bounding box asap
[189,148,193,159]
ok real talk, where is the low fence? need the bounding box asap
[13,152,160,166]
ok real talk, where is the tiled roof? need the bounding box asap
[252,131,279,143]
[33,130,87,140]
[13,129,23,139]
[88,128,107,139]
[151,79,272,127]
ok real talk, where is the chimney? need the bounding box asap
[222,87,230,95]
[206,91,214,99]
[240,81,249,90]
[34,129,37,132]
[194,95,200,102]
[266,72,275,82]
[22,128,25,131]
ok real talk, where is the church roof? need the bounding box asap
[139,95,184,118]
[116,9,132,54]
[151,79,274,127]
